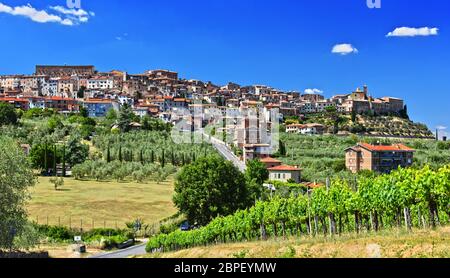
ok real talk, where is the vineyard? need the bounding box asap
[146,165,450,253]
[279,134,450,183]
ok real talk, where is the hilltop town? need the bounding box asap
[0,66,427,132]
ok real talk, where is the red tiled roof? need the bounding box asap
[359,143,415,152]
[303,182,324,189]
[83,99,114,104]
[0,97,28,103]
[260,157,282,163]
[268,165,301,171]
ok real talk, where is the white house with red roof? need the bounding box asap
[268,164,302,183]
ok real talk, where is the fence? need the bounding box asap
[33,215,161,235]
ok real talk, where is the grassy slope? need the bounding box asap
[27,177,177,229]
[279,134,450,183]
[142,227,450,258]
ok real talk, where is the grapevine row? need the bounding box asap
[146,165,450,253]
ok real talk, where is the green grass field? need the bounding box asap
[26,177,177,230]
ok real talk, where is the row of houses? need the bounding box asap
[1,65,406,121]
[248,142,416,187]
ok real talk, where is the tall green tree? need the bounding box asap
[173,156,250,226]
[161,149,165,168]
[62,146,66,177]
[245,159,270,201]
[106,145,111,163]
[0,103,18,126]
[118,104,136,132]
[65,135,89,166]
[53,145,57,176]
[118,145,123,162]
[139,149,144,165]
[0,136,36,250]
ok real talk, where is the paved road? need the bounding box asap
[206,134,246,173]
[90,243,147,259]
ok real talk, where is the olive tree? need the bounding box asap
[0,136,36,250]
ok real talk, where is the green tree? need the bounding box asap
[278,140,287,156]
[173,156,250,226]
[106,108,118,121]
[79,106,89,118]
[62,145,66,177]
[53,145,57,176]
[47,116,64,133]
[161,149,165,168]
[139,149,144,165]
[351,110,357,123]
[0,136,36,250]
[65,135,89,166]
[118,104,135,132]
[106,145,111,163]
[77,86,86,99]
[245,159,269,201]
[29,144,59,173]
[0,103,18,126]
[118,145,123,162]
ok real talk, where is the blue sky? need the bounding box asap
[0,0,449,136]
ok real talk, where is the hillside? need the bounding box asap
[297,114,434,138]
[141,227,450,258]
[278,134,450,183]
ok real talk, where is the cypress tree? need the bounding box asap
[150,150,155,164]
[44,144,48,174]
[140,149,144,165]
[62,145,66,177]
[53,145,57,177]
[171,150,175,166]
[161,149,165,168]
[119,145,123,162]
[181,153,185,166]
[192,152,196,162]
[107,145,111,163]
[130,150,133,162]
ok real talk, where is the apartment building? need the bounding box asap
[87,77,115,90]
[82,99,119,117]
[345,143,415,173]
[286,123,325,135]
[0,97,29,110]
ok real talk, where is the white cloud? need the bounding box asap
[0,3,62,24]
[436,125,447,130]
[332,44,358,55]
[304,88,323,95]
[0,2,93,26]
[387,27,439,37]
[50,5,94,25]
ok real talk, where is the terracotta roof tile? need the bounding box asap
[359,143,415,152]
[268,165,301,171]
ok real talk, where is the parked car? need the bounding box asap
[180,221,190,231]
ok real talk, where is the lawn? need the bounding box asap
[26,177,177,230]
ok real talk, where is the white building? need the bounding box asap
[268,165,302,183]
[87,77,114,90]
[42,78,59,96]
